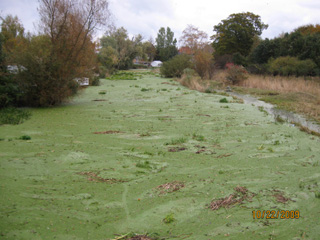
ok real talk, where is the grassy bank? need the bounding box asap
[0,71,320,239]
[179,71,320,124]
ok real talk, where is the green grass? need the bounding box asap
[0,72,319,239]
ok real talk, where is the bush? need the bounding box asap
[0,107,31,125]
[225,63,248,84]
[214,54,233,69]
[160,54,192,78]
[91,76,100,86]
[219,98,229,103]
[268,56,317,76]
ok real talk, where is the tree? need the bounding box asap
[294,24,320,35]
[16,0,111,106]
[212,12,268,57]
[141,39,156,62]
[99,27,142,71]
[155,27,178,61]
[179,25,214,79]
[180,25,208,53]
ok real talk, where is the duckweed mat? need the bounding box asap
[0,73,320,239]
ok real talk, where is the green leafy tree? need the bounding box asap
[212,12,268,57]
[99,27,142,71]
[0,16,26,108]
[155,27,178,61]
[251,29,320,70]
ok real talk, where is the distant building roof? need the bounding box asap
[178,46,193,55]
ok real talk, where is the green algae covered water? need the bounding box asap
[0,74,319,239]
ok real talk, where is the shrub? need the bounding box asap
[0,107,31,125]
[219,98,229,103]
[267,56,317,76]
[225,63,248,84]
[160,54,192,78]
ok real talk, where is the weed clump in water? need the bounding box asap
[19,135,31,140]
[192,133,205,142]
[163,213,175,224]
[165,137,187,145]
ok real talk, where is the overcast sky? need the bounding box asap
[1,0,320,44]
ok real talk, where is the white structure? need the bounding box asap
[151,60,163,67]
[75,77,89,86]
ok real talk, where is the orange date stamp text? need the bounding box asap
[252,210,300,219]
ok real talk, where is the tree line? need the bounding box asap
[1,3,319,108]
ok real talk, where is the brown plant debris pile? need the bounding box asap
[210,186,255,210]
[113,234,154,240]
[161,82,178,86]
[156,181,185,195]
[93,130,123,134]
[168,147,187,152]
[196,114,211,117]
[272,190,292,203]
[77,172,125,183]
[194,145,216,155]
[216,153,233,158]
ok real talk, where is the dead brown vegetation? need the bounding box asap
[156,181,185,195]
[210,186,255,210]
[93,130,123,134]
[77,171,125,183]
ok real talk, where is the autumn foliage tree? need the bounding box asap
[17,0,110,106]
[179,25,214,79]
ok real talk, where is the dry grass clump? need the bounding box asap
[177,74,208,92]
[77,172,125,183]
[242,75,320,96]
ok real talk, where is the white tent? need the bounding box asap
[151,61,163,67]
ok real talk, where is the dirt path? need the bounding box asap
[0,73,319,239]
